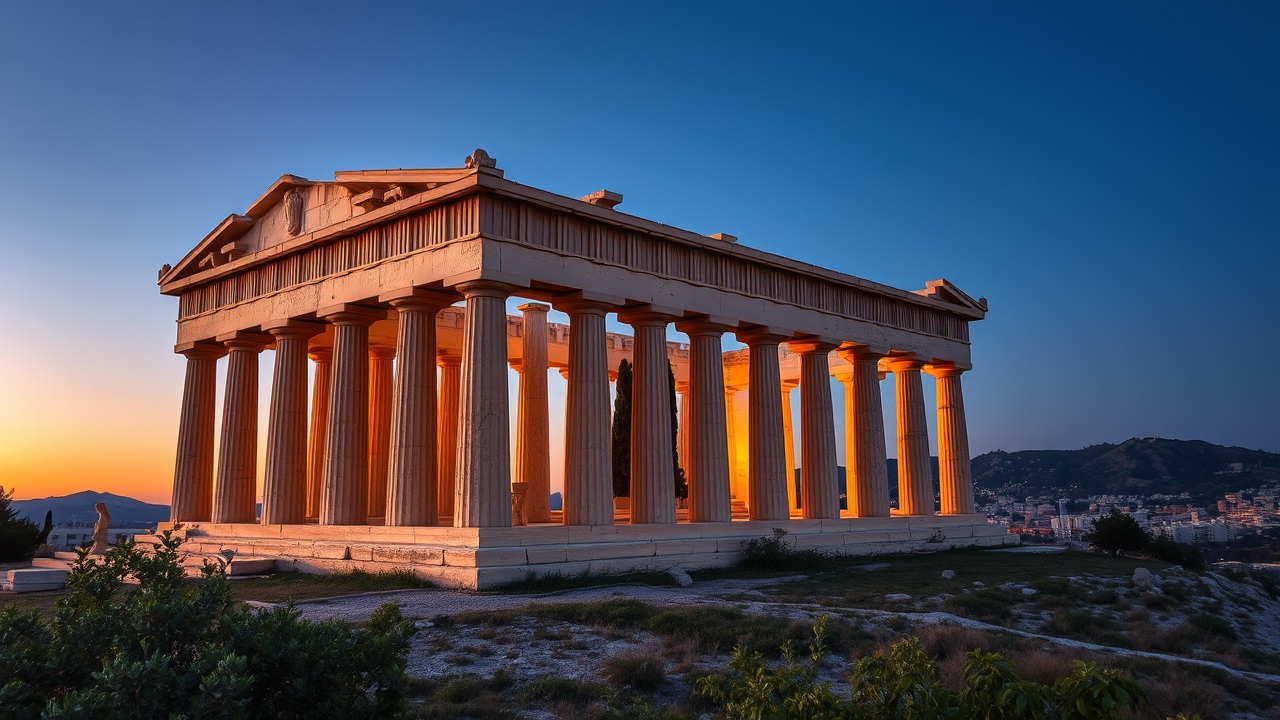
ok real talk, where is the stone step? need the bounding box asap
[31,558,73,569]
[4,567,70,593]
[228,557,276,576]
[53,551,80,561]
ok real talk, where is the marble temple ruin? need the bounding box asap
[153,149,1009,588]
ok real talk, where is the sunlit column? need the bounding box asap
[790,340,840,519]
[621,309,679,524]
[558,298,615,526]
[516,302,552,523]
[436,352,462,523]
[385,293,453,526]
[453,281,515,527]
[780,377,799,513]
[725,385,742,502]
[676,381,691,484]
[738,329,791,521]
[170,342,226,523]
[261,321,324,525]
[306,348,332,520]
[676,320,734,523]
[213,332,270,524]
[837,346,890,517]
[926,364,976,515]
[320,306,382,525]
[366,345,396,521]
[886,356,935,516]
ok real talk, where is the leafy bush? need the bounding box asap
[0,486,42,562]
[740,528,829,571]
[0,530,417,719]
[1145,534,1205,571]
[698,615,1146,720]
[1084,511,1150,556]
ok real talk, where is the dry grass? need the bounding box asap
[601,646,667,691]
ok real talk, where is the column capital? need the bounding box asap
[735,325,793,346]
[675,381,690,394]
[884,354,929,373]
[553,295,616,316]
[454,280,517,300]
[318,303,386,326]
[509,359,523,373]
[616,307,680,327]
[216,330,272,351]
[382,288,458,312]
[837,343,889,364]
[308,347,332,363]
[780,378,799,392]
[175,340,227,361]
[517,302,551,314]
[924,362,970,378]
[675,314,737,335]
[787,337,840,355]
[369,345,397,360]
[262,319,325,341]
[437,351,463,367]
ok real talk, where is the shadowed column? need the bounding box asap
[780,377,798,513]
[213,332,269,524]
[170,342,226,523]
[516,303,552,523]
[320,306,382,525]
[261,321,323,525]
[927,364,976,515]
[366,344,396,520]
[887,356,935,516]
[739,329,791,521]
[676,320,734,523]
[676,381,691,487]
[453,281,515,527]
[558,298,615,526]
[436,352,462,523]
[791,340,841,519]
[385,292,453,526]
[306,348,332,519]
[837,346,890,517]
[621,309,679,525]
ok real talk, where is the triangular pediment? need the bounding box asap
[912,279,987,314]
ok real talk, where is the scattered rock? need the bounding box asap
[941,570,956,580]
[885,593,912,602]
[972,581,985,587]
[1114,586,1129,596]
[1133,568,1154,589]
[857,563,891,571]
[668,567,693,587]
[1021,587,1037,596]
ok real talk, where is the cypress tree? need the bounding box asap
[611,358,632,497]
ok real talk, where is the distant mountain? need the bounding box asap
[970,438,1280,500]
[14,491,169,527]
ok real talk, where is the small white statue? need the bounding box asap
[91,502,111,555]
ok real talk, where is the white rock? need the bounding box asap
[942,570,956,580]
[1021,587,1037,596]
[885,593,912,602]
[972,581,985,587]
[668,566,693,587]
[1133,567,1154,588]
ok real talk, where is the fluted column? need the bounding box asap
[927,364,976,515]
[887,357,935,516]
[516,303,552,523]
[791,340,841,519]
[725,385,742,501]
[306,349,332,519]
[676,381,691,482]
[837,346,890,517]
[780,378,799,513]
[676,320,734,522]
[213,332,269,524]
[261,321,323,525]
[453,281,515,527]
[320,306,381,525]
[621,309,679,524]
[170,342,226,523]
[739,329,791,521]
[385,293,452,526]
[436,353,462,522]
[366,345,396,520]
[558,298,615,526]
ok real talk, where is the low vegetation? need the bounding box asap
[0,486,51,563]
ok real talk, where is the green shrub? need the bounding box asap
[0,530,417,719]
[739,528,830,571]
[601,648,666,691]
[1084,511,1150,556]
[1145,535,1205,571]
[0,486,42,562]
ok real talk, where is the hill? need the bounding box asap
[14,491,169,527]
[970,437,1280,500]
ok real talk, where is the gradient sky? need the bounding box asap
[1,2,1276,505]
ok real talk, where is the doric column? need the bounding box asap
[676,381,691,482]
[886,356,935,516]
[926,364,976,515]
[366,345,396,520]
[320,306,382,525]
[837,346,890,517]
[790,340,841,519]
[306,348,332,519]
[261,321,323,525]
[516,303,552,523]
[212,332,269,524]
[620,308,679,524]
[675,320,734,522]
[738,329,791,521]
[453,281,515,527]
[385,292,453,526]
[780,378,799,513]
[725,385,742,501]
[557,297,615,526]
[170,342,226,523]
[436,352,462,522]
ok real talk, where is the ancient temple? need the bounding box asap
[154,150,1008,588]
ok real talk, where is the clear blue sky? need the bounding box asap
[1,2,1277,501]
